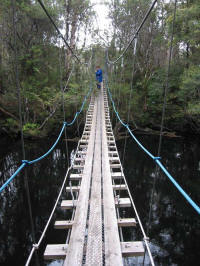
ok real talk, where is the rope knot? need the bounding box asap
[143,236,150,242]
[22,160,30,165]
[33,243,39,250]
[63,122,68,126]
[153,156,161,161]
[125,124,129,128]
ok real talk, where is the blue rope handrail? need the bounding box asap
[0,87,93,193]
[107,85,200,215]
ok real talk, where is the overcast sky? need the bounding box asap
[85,0,112,46]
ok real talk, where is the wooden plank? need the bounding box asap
[110,164,121,169]
[80,140,88,144]
[112,184,126,190]
[111,172,124,179]
[79,145,88,148]
[73,165,84,170]
[70,174,82,180]
[74,158,85,162]
[66,186,80,192]
[77,151,86,155]
[61,200,77,209]
[102,88,123,265]
[121,242,145,257]
[108,145,116,149]
[108,141,115,145]
[115,198,131,208]
[54,221,73,229]
[44,244,67,260]
[108,152,118,157]
[118,218,136,227]
[86,93,102,265]
[63,96,97,266]
[107,139,114,142]
[109,158,120,162]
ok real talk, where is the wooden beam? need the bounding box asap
[115,198,131,208]
[109,157,120,162]
[110,164,121,169]
[86,94,103,265]
[77,151,86,155]
[73,165,84,170]
[112,184,126,190]
[118,218,136,227]
[54,221,73,229]
[61,200,77,209]
[70,174,82,180]
[66,186,80,192]
[111,172,124,179]
[121,242,145,257]
[102,88,123,265]
[63,99,97,266]
[44,244,67,260]
[74,158,85,162]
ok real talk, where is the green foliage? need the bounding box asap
[0,0,200,136]
[4,118,19,133]
[179,65,200,100]
[23,123,40,136]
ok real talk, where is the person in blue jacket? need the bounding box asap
[95,66,103,89]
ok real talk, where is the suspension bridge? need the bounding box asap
[1,0,200,265]
[43,86,146,265]
[2,80,199,266]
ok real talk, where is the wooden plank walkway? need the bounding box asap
[44,87,144,265]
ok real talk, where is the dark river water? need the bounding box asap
[0,134,199,266]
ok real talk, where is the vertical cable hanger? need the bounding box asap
[11,0,39,265]
[143,1,177,265]
[122,36,138,166]
[59,39,69,166]
[118,37,138,202]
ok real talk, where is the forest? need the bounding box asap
[0,0,200,138]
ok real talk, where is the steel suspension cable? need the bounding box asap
[36,0,81,63]
[107,0,158,65]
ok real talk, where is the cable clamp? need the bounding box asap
[22,160,30,165]
[153,156,161,161]
[143,236,150,242]
[33,243,39,250]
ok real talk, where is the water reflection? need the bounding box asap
[118,135,200,266]
[0,136,199,266]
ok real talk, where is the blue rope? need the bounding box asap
[107,85,200,215]
[0,87,93,194]
[29,123,66,165]
[0,163,26,193]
